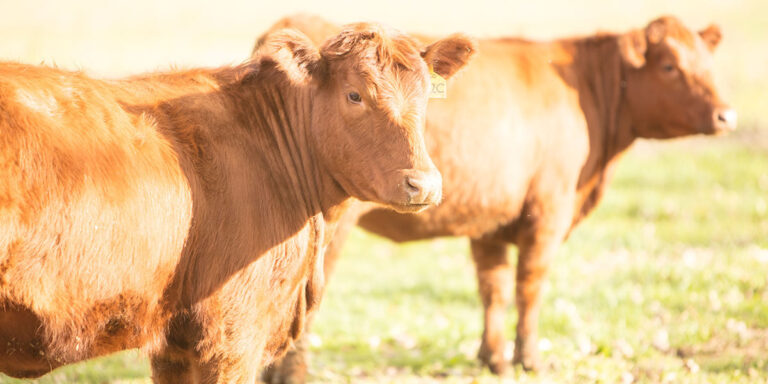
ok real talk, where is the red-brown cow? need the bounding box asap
[258,15,737,381]
[0,24,475,383]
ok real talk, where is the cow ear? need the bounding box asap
[699,24,722,52]
[645,18,668,45]
[421,34,477,79]
[253,28,321,84]
[620,18,668,69]
[618,29,648,68]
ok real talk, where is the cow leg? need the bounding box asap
[151,314,261,384]
[261,336,308,384]
[471,238,513,375]
[151,314,203,383]
[196,355,261,384]
[151,348,201,383]
[261,209,359,384]
[512,198,573,371]
[153,349,259,384]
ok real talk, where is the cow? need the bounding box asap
[0,23,476,383]
[257,14,737,382]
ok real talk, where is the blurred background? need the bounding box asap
[1,0,765,131]
[0,0,766,383]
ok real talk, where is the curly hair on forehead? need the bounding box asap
[319,23,423,72]
[644,16,702,47]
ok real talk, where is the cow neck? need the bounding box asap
[570,35,637,221]
[229,66,350,317]
[231,64,349,225]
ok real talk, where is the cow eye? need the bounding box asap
[347,92,362,104]
[662,64,677,73]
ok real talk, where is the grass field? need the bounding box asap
[2,135,766,383]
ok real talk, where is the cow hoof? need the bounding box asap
[513,355,541,371]
[511,336,543,372]
[477,342,508,375]
[512,349,541,371]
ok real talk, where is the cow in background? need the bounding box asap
[257,14,736,382]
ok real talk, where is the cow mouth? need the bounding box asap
[390,202,431,213]
[709,127,731,136]
[709,122,736,135]
[700,124,732,136]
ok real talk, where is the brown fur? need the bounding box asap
[258,15,736,381]
[0,24,474,383]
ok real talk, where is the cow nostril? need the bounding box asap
[714,108,738,130]
[405,177,421,194]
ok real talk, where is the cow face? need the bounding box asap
[305,24,475,212]
[619,16,737,138]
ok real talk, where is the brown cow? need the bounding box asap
[0,24,475,383]
[258,14,737,381]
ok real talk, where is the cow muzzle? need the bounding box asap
[388,169,442,213]
[712,107,738,133]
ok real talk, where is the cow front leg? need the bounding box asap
[195,354,263,384]
[512,240,555,371]
[261,336,307,384]
[261,206,360,384]
[152,316,262,383]
[151,348,201,384]
[470,238,513,375]
[512,203,572,371]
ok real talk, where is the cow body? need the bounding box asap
[0,24,476,383]
[0,57,330,381]
[358,35,637,373]
[259,15,736,381]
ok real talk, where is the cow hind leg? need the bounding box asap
[470,238,513,375]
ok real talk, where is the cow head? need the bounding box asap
[619,16,737,138]
[258,24,475,212]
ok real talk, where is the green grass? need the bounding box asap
[2,135,767,383]
[0,351,150,384]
